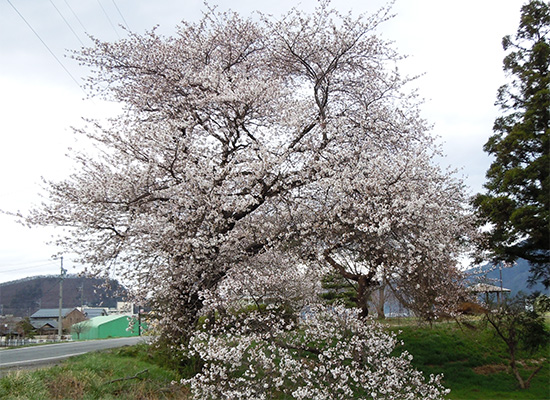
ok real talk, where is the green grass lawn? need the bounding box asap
[0,344,189,400]
[0,320,548,399]
[391,320,550,400]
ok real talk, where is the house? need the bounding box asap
[81,307,108,319]
[31,320,58,335]
[0,315,23,337]
[71,314,145,340]
[30,308,86,335]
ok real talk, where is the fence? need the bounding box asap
[0,336,71,347]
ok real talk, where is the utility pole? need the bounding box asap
[58,257,66,340]
[499,263,503,306]
[78,283,84,310]
[138,305,141,336]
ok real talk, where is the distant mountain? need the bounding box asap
[466,259,549,297]
[0,275,127,317]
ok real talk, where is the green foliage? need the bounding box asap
[145,337,203,379]
[520,309,550,353]
[16,317,35,338]
[532,292,550,312]
[480,294,550,389]
[485,294,550,353]
[0,371,50,400]
[392,320,550,399]
[2,320,549,399]
[520,294,550,353]
[320,272,358,308]
[0,345,188,400]
[473,0,550,288]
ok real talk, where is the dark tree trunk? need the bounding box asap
[357,276,370,318]
[323,249,379,319]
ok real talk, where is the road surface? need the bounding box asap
[0,337,144,374]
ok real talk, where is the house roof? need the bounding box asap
[82,308,108,319]
[30,308,78,319]
[30,320,58,329]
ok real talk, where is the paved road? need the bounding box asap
[0,336,144,373]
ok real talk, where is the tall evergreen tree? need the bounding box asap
[474,0,550,287]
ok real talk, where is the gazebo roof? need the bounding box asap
[468,283,511,293]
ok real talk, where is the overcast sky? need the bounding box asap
[0,0,526,283]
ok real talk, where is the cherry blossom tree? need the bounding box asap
[388,260,469,322]
[295,138,474,318]
[199,249,323,314]
[27,2,473,341]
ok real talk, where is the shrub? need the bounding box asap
[182,305,450,399]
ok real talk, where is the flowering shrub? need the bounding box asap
[183,305,450,399]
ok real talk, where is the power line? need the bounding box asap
[5,0,85,93]
[0,258,56,267]
[96,0,121,39]
[40,276,64,297]
[48,0,86,46]
[62,0,88,33]
[111,0,131,31]
[0,261,58,273]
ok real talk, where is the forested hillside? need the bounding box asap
[467,259,549,296]
[0,275,126,317]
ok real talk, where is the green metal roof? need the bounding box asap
[83,315,130,327]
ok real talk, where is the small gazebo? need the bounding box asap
[468,283,511,304]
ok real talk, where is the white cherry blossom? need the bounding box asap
[26,2,474,342]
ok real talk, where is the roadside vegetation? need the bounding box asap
[1,317,548,400]
[0,344,188,400]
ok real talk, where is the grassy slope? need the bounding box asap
[1,320,548,399]
[0,344,188,400]
[392,321,550,400]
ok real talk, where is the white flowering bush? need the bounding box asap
[183,305,450,399]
